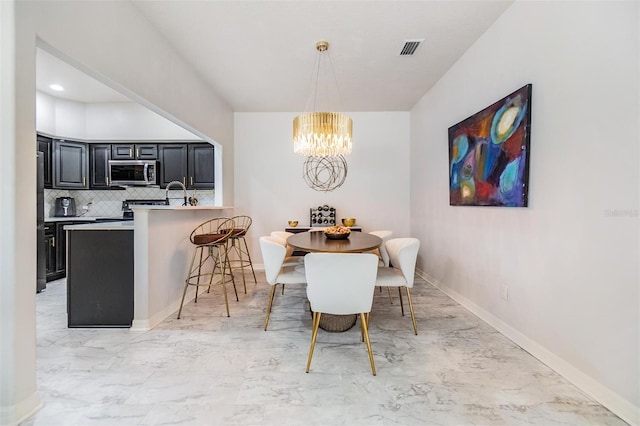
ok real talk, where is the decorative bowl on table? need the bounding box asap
[324,225,351,240]
[341,218,356,227]
[288,220,298,227]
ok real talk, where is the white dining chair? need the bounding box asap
[375,238,420,335]
[304,252,379,375]
[369,230,394,302]
[368,230,393,267]
[269,231,303,266]
[259,236,307,331]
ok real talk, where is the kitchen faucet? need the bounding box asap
[165,180,188,206]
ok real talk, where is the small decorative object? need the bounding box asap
[288,220,299,227]
[310,205,336,227]
[323,225,351,240]
[341,218,356,227]
[303,155,348,192]
[449,84,532,207]
[188,189,198,206]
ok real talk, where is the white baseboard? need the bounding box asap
[417,269,639,426]
[131,287,204,331]
[0,391,42,426]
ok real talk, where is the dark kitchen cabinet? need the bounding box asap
[67,229,134,327]
[53,140,88,189]
[37,135,52,188]
[188,144,215,189]
[158,143,214,189]
[158,144,188,188]
[90,144,112,188]
[44,223,57,280]
[111,144,158,160]
[55,221,71,276]
[44,221,80,282]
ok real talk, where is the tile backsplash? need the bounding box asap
[44,187,214,218]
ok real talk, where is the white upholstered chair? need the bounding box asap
[375,238,420,335]
[269,231,303,265]
[259,236,307,331]
[368,230,393,267]
[304,252,379,375]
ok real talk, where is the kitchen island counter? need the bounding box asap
[131,205,234,330]
[64,221,133,231]
[64,205,234,330]
[66,224,134,327]
[45,216,125,223]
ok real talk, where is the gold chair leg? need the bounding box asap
[360,312,371,342]
[387,287,393,304]
[219,254,230,317]
[195,247,205,303]
[360,313,376,376]
[405,287,418,335]
[233,239,248,294]
[398,287,405,316]
[306,312,322,373]
[221,244,239,302]
[281,284,285,295]
[264,285,277,331]
[241,237,258,284]
[208,245,220,293]
[178,246,201,319]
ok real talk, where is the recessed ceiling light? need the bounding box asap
[49,84,64,91]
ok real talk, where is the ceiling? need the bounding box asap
[37,0,514,112]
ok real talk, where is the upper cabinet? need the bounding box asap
[40,133,212,191]
[158,144,188,188]
[89,144,112,189]
[158,143,214,189]
[188,144,215,189]
[37,134,52,188]
[53,139,88,189]
[111,144,158,160]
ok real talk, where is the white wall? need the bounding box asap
[86,103,200,140]
[3,1,234,424]
[1,1,41,424]
[35,91,55,135]
[235,112,411,262]
[53,97,86,139]
[410,1,639,424]
[36,91,201,141]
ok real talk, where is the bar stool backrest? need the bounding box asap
[228,215,252,238]
[190,217,236,246]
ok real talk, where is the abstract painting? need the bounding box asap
[448,84,531,207]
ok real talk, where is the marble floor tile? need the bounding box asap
[22,272,627,426]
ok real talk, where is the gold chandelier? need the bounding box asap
[293,41,352,157]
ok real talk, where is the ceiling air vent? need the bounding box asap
[399,39,424,56]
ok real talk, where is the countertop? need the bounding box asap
[130,205,232,211]
[64,221,133,231]
[45,216,124,223]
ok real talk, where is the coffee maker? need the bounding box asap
[54,197,77,217]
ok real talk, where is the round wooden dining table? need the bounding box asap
[287,231,382,254]
[286,230,383,332]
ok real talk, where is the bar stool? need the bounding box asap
[177,217,238,319]
[227,215,257,293]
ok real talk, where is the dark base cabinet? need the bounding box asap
[67,230,134,327]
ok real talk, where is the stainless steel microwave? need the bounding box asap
[108,160,157,186]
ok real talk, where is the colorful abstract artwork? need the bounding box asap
[448,84,532,207]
